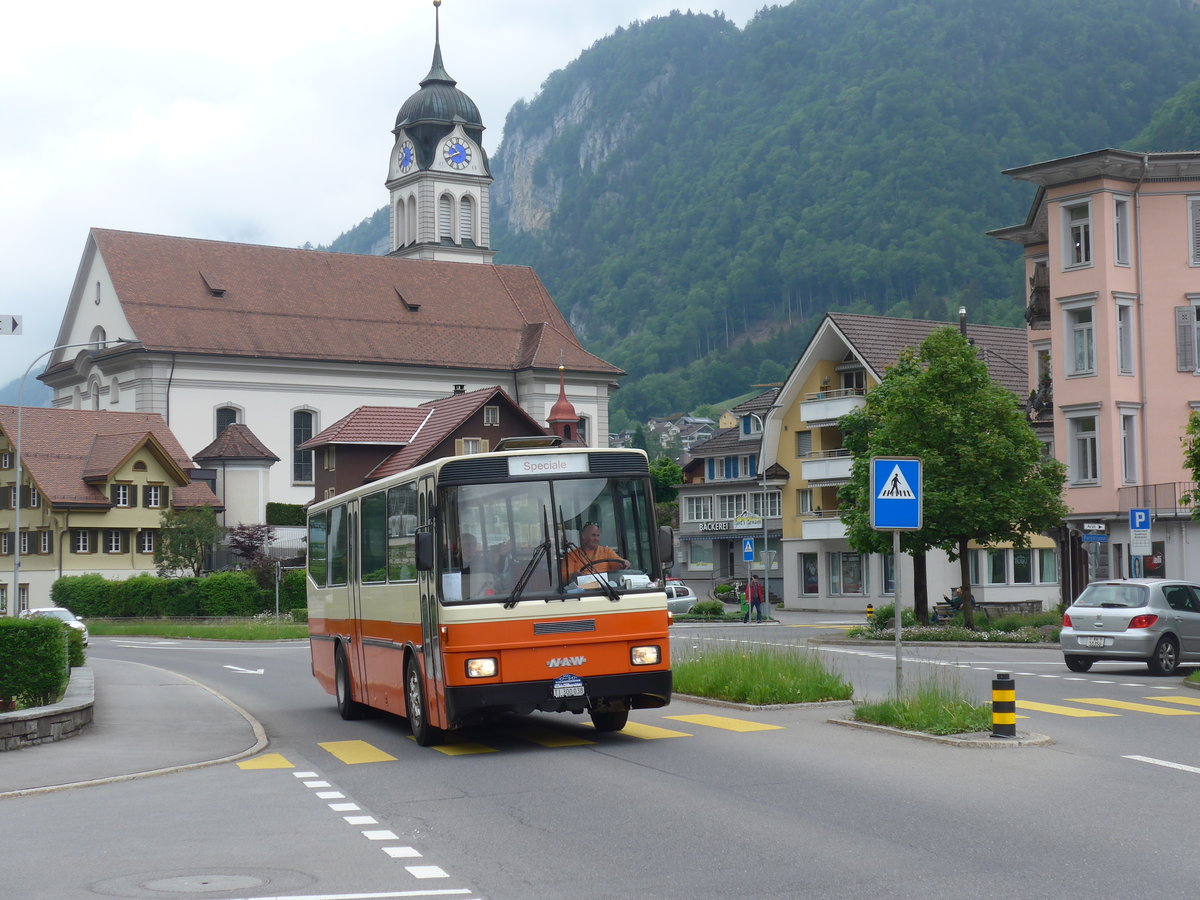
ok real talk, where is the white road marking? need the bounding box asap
[1124,755,1200,775]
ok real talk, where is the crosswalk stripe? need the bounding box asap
[1016,700,1118,718]
[425,740,498,756]
[518,727,596,748]
[236,752,294,769]
[612,721,692,739]
[1065,698,1200,716]
[665,713,783,732]
[318,739,398,763]
[1147,695,1200,708]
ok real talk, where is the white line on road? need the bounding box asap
[1124,755,1200,775]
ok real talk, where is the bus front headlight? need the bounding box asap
[466,657,497,678]
[630,645,660,666]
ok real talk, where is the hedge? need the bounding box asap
[266,502,306,526]
[0,618,69,708]
[51,570,301,618]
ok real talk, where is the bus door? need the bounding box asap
[346,503,367,697]
[417,475,447,729]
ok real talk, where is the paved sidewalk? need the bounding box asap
[0,657,266,798]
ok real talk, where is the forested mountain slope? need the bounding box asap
[326,0,1200,426]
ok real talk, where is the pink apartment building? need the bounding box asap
[992,149,1200,597]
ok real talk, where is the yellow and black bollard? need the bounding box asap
[865,603,873,622]
[991,672,1016,738]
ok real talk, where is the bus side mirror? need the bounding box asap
[415,532,434,572]
[658,525,674,566]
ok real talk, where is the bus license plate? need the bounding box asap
[552,674,585,698]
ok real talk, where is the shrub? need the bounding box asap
[67,626,86,668]
[51,574,116,618]
[120,574,172,617]
[163,577,202,616]
[688,599,726,617]
[266,502,306,526]
[290,607,308,624]
[195,571,259,616]
[281,569,307,611]
[0,618,69,707]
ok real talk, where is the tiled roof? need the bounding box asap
[193,423,280,462]
[731,387,781,416]
[367,387,548,480]
[0,406,219,508]
[827,313,1027,396]
[71,229,622,377]
[301,407,433,450]
[687,426,755,459]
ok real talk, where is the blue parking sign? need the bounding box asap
[1129,508,1150,531]
[870,457,922,531]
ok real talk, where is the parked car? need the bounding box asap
[22,607,89,646]
[664,581,698,614]
[1060,579,1200,675]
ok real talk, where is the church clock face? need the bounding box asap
[398,140,414,173]
[443,137,471,169]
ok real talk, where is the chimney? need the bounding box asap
[452,384,465,395]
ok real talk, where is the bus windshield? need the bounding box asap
[439,475,657,604]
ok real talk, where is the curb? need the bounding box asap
[0,666,95,751]
[828,717,1053,747]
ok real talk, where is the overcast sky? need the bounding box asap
[0,1,767,388]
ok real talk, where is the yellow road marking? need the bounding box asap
[1066,698,1200,716]
[318,740,398,763]
[517,727,596,748]
[1147,695,1200,708]
[665,713,783,732]
[425,740,498,756]
[1016,700,1118,718]
[236,752,294,769]
[613,721,692,739]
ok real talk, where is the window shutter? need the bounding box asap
[480,439,490,453]
[160,486,170,509]
[110,484,120,505]
[142,485,150,507]
[454,438,464,455]
[1192,198,1200,266]
[0,486,9,508]
[43,531,54,554]
[1176,306,1196,372]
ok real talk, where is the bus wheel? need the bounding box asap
[589,707,629,732]
[335,647,365,720]
[405,659,442,746]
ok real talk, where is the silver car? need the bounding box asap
[664,581,698,615]
[23,606,90,646]
[1061,579,1200,675]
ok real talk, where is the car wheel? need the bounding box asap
[335,647,365,720]
[405,658,442,746]
[589,708,629,732]
[1148,636,1180,676]
[1064,655,1094,673]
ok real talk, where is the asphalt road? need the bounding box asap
[5,623,1200,899]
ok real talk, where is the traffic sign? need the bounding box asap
[870,457,922,531]
[1129,507,1151,555]
[1080,533,1108,543]
[0,315,21,335]
[742,538,754,562]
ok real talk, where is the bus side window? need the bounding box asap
[308,511,328,586]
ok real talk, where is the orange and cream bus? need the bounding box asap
[306,441,674,745]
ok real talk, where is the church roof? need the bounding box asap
[193,423,280,463]
[395,21,482,129]
[0,406,219,509]
[68,229,621,378]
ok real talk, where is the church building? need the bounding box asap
[39,6,620,518]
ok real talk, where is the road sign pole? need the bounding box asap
[894,529,902,696]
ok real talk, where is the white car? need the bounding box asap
[23,607,89,645]
[664,581,698,614]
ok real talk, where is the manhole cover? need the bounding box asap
[144,874,264,892]
[92,867,312,898]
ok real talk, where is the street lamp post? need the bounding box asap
[8,338,131,616]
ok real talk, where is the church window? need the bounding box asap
[459,195,474,244]
[407,194,417,245]
[293,410,315,483]
[439,194,454,241]
[90,325,107,348]
[216,406,239,436]
[395,197,406,247]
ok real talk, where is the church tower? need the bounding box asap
[387,1,495,263]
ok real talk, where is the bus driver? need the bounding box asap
[564,522,629,581]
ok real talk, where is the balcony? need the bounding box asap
[801,512,847,541]
[799,388,865,426]
[1025,262,1050,330]
[801,448,853,484]
[1117,482,1198,519]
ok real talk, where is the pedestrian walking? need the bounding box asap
[743,574,765,623]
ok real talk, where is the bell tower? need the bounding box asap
[386,0,495,263]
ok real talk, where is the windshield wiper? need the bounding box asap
[571,554,622,602]
[505,509,553,610]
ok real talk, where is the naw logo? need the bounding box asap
[546,656,586,668]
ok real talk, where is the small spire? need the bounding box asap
[422,0,455,86]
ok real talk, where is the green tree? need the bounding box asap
[155,507,225,578]
[838,328,1067,628]
[1181,410,1200,518]
[649,455,684,504]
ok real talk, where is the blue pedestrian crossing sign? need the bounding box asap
[870,456,922,531]
[742,538,755,561]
